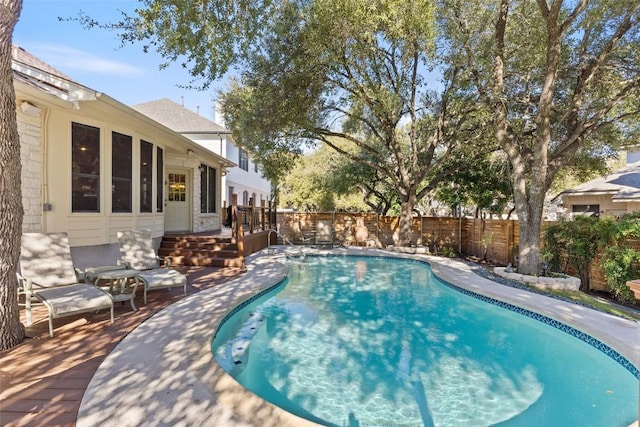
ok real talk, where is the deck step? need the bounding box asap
[160,233,244,268]
[159,241,238,251]
[159,248,240,259]
[165,255,245,268]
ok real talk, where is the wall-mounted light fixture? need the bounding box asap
[187,149,195,156]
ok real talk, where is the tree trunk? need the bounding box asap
[0,0,25,351]
[393,191,417,247]
[516,211,542,276]
[578,265,590,292]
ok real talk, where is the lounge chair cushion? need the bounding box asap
[136,269,187,290]
[36,284,114,318]
[20,232,78,288]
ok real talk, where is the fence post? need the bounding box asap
[232,194,245,266]
[248,197,255,233]
[222,200,228,228]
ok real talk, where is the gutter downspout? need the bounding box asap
[41,106,50,233]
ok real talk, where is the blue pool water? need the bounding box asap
[212,255,639,426]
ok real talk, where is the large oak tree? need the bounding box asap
[219,0,491,245]
[0,0,24,351]
[99,0,490,246]
[443,0,640,274]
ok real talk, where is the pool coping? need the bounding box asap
[77,248,640,427]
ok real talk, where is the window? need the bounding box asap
[239,149,249,171]
[168,173,186,201]
[243,191,249,206]
[157,147,164,212]
[200,164,217,213]
[572,205,600,217]
[111,132,132,213]
[72,122,100,212]
[140,140,154,212]
[254,161,259,173]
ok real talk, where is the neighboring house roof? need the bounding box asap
[132,98,231,134]
[560,161,640,202]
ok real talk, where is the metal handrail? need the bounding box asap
[268,228,305,259]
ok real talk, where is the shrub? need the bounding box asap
[600,212,640,302]
[542,215,602,291]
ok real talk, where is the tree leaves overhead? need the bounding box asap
[75,0,283,88]
[77,0,640,253]
[219,0,478,244]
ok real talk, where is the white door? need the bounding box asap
[165,169,191,232]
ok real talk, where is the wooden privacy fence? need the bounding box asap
[277,212,522,262]
[223,205,628,293]
[275,212,618,290]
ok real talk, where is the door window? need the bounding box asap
[168,173,186,202]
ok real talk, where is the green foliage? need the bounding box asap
[434,150,511,216]
[278,140,400,212]
[215,0,482,244]
[543,212,640,301]
[542,215,603,291]
[438,246,458,258]
[278,143,373,212]
[600,212,640,302]
[78,0,640,255]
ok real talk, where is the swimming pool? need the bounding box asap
[212,255,639,426]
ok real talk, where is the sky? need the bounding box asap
[13,0,224,122]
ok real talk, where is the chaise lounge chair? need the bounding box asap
[117,230,187,304]
[18,232,114,337]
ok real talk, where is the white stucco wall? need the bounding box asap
[181,134,273,207]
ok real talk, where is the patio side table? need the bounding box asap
[91,268,140,311]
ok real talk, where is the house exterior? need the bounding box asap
[557,158,640,218]
[131,98,273,209]
[13,45,234,268]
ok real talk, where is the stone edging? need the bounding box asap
[493,266,581,291]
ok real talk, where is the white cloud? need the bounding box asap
[28,43,146,77]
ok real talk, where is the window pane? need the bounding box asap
[157,147,163,212]
[72,122,100,212]
[200,164,207,213]
[208,167,216,213]
[112,132,132,213]
[168,173,186,203]
[140,140,154,212]
[239,149,249,171]
[572,205,600,216]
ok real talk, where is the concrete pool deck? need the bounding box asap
[77,247,640,427]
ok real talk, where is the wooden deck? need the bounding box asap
[0,265,245,427]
